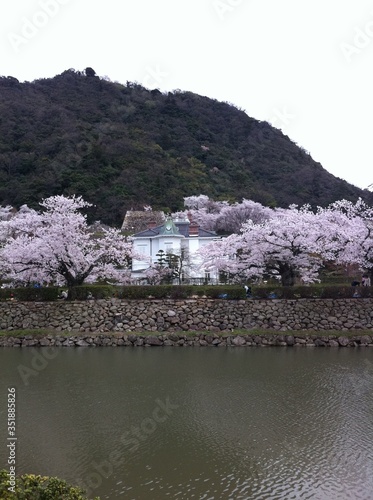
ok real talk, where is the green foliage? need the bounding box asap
[1,283,371,302]
[251,284,373,299]
[0,287,59,301]
[118,285,246,299]
[67,285,117,300]
[0,469,100,500]
[0,70,371,226]
[119,285,185,299]
[195,285,246,299]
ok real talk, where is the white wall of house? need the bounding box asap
[133,235,183,271]
[132,214,217,280]
[132,238,151,271]
[132,231,220,281]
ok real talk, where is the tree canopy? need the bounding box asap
[0,195,133,287]
[0,69,371,227]
[1,193,373,287]
[198,198,373,285]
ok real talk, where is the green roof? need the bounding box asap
[158,218,181,236]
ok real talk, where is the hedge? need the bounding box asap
[0,469,100,500]
[251,284,373,300]
[0,287,59,302]
[68,285,117,300]
[118,285,246,300]
[0,284,371,301]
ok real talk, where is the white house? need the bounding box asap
[131,214,220,283]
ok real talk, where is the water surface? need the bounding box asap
[1,347,373,499]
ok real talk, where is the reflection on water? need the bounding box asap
[1,347,373,499]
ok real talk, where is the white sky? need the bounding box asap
[1,0,373,190]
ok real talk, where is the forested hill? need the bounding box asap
[0,68,371,226]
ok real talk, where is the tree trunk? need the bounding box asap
[63,273,86,289]
[279,263,296,286]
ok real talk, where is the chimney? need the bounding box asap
[148,221,157,230]
[187,212,199,236]
[189,221,199,237]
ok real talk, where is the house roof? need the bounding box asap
[121,210,165,233]
[132,217,218,238]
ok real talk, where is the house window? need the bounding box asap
[136,244,148,258]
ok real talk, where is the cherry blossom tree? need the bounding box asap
[183,195,216,210]
[177,195,228,231]
[177,195,270,233]
[0,205,38,281]
[198,232,252,283]
[0,195,134,287]
[321,198,373,281]
[142,263,173,285]
[0,205,19,245]
[199,204,346,285]
[215,199,272,234]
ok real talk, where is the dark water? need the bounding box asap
[1,346,373,500]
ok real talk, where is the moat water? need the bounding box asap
[1,347,373,499]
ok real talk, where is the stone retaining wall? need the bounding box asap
[1,332,373,348]
[0,297,373,334]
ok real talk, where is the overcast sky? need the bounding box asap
[2,0,372,190]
